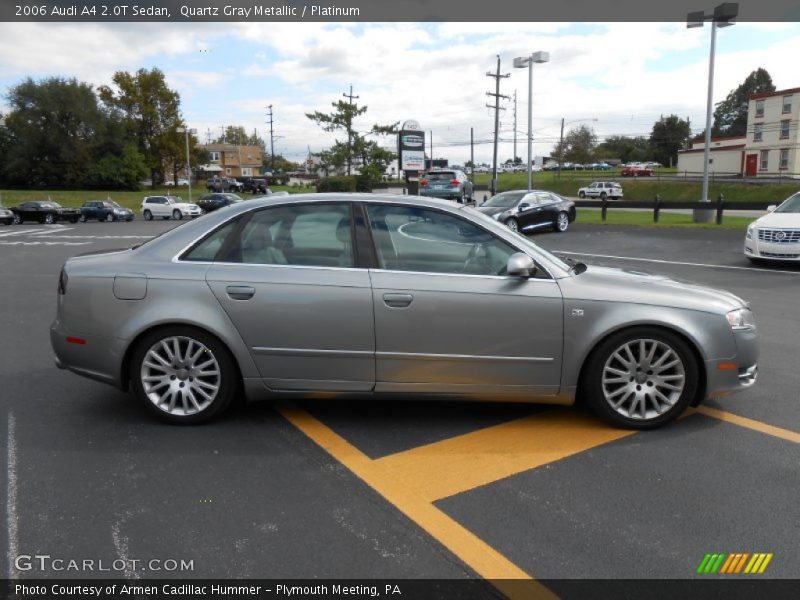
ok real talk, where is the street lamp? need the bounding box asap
[687,2,738,222]
[514,50,549,191]
[175,126,195,203]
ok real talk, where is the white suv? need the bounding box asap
[577,181,623,200]
[141,196,202,220]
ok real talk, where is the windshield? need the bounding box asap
[775,193,800,213]
[49,202,61,208]
[482,192,528,208]
[109,201,122,208]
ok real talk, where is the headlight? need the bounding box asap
[746,224,755,240]
[726,307,756,330]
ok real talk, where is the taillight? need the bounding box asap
[450,179,459,186]
[420,179,428,187]
[58,267,68,295]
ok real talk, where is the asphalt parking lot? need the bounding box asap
[1,217,798,598]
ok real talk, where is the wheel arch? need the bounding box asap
[574,322,707,408]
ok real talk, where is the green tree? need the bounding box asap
[649,114,692,167]
[712,68,775,136]
[98,68,183,186]
[558,125,597,164]
[3,77,106,188]
[595,135,651,164]
[306,98,397,180]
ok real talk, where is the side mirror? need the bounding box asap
[767,204,777,212]
[507,253,537,278]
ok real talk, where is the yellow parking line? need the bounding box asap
[693,406,800,444]
[277,404,559,600]
[374,410,636,502]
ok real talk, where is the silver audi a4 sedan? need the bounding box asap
[51,194,758,428]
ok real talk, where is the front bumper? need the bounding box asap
[744,237,800,260]
[705,326,759,399]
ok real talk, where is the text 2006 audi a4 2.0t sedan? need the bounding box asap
[51,194,758,428]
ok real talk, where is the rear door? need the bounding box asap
[203,202,376,392]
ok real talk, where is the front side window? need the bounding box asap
[220,203,354,268]
[366,204,517,276]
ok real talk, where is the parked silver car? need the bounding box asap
[51,194,758,428]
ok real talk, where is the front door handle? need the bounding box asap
[383,293,413,308]
[226,285,255,300]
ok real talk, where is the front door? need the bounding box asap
[365,203,563,397]
[205,202,375,392]
[745,154,758,177]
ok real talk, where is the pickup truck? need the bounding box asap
[206,177,245,193]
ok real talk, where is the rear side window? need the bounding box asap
[182,220,239,262]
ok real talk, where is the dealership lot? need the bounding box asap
[1,219,799,595]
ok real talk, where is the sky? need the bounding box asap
[0,21,798,166]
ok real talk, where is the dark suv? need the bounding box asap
[80,200,134,222]
[196,193,243,213]
[242,178,270,194]
[206,177,245,193]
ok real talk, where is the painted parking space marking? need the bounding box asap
[691,406,800,443]
[277,403,558,600]
[0,241,92,246]
[555,250,800,276]
[373,410,635,502]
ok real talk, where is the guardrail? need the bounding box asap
[574,195,774,225]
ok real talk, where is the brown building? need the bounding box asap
[197,143,264,178]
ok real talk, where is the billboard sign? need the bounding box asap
[398,121,425,173]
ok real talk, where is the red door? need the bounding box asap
[745,154,758,177]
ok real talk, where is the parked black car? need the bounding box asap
[476,190,576,234]
[11,201,80,224]
[242,178,270,194]
[80,200,134,222]
[206,176,245,193]
[196,193,244,213]
[0,206,13,225]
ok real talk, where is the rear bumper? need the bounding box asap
[50,319,128,388]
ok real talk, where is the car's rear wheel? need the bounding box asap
[13,214,22,224]
[553,211,569,232]
[581,327,698,429]
[143,210,153,221]
[172,209,182,220]
[130,327,237,424]
[80,214,88,223]
[505,217,519,232]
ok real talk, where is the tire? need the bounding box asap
[13,214,22,224]
[578,191,586,198]
[505,218,519,232]
[129,326,237,424]
[172,209,182,220]
[459,191,466,204]
[553,211,569,233]
[580,327,699,429]
[106,213,115,222]
[80,214,87,223]
[44,213,54,224]
[143,210,153,221]
[600,192,607,200]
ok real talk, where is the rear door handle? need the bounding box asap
[383,293,413,308]
[226,285,255,300]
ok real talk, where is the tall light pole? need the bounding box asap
[175,126,195,203]
[514,51,549,191]
[687,2,738,222]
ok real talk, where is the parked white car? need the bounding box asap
[744,192,800,262]
[578,181,623,200]
[141,196,202,221]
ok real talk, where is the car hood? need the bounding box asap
[476,206,512,217]
[561,265,747,314]
[752,212,800,228]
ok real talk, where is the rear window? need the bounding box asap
[426,172,457,181]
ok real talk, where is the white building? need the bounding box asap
[677,86,800,178]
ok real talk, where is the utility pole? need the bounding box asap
[205,128,213,144]
[430,131,433,168]
[470,127,474,185]
[266,105,275,170]
[558,117,565,178]
[343,85,359,175]
[513,90,518,164]
[486,55,510,195]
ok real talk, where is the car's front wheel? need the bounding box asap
[130,327,237,424]
[505,217,519,232]
[105,213,115,222]
[553,211,569,232]
[143,210,153,221]
[578,191,586,198]
[581,327,699,429]
[172,209,182,220]
[43,213,54,224]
